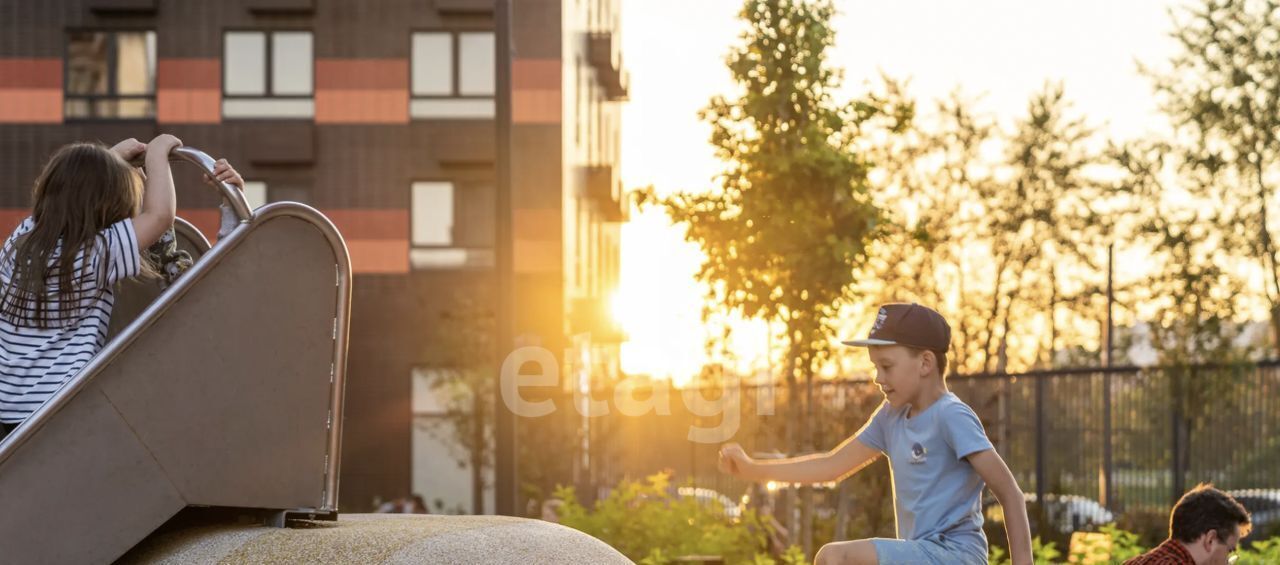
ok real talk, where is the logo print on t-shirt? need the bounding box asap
[910,442,927,464]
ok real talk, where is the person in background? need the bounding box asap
[1125,484,1251,565]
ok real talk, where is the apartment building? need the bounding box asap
[0,0,626,513]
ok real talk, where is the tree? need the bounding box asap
[978,84,1109,375]
[422,296,495,515]
[855,87,1002,375]
[642,0,905,554]
[1147,0,1280,351]
[857,84,1110,377]
[1112,137,1263,499]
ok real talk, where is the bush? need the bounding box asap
[1006,524,1280,564]
[1113,507,1171,548]
[988,537,1061,565]
[554,472,798,564]
[1237,537,1280,564]
[1066,524,1144,563]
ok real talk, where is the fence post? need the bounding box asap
[1035,374,1046,511]
[1102,370,1113,510]
[1102,245,1115,511]
[1170,367,1185,504]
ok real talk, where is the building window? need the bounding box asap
[222,30,314,119]
[412,181,455,247]
[241,181,267,210]
[410,181,494,269]
[64,31,156,120]
[410,31,495,119]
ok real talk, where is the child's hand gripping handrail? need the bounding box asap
[130,146,254,228]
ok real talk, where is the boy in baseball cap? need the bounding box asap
[719,303,1033,564]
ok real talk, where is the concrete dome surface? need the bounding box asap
[119,514,633,564]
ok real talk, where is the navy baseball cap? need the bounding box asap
[842,303,951,351]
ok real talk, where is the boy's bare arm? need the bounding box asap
[719,435,880,484]
[968,449,1033,565]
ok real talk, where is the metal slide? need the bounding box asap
[0,147,351,564]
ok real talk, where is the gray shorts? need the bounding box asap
[870,536,987,565]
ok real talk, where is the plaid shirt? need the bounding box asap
[1124,539,1195,565]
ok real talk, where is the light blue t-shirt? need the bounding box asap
[856,392,995,557]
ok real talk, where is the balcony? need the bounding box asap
[587,32,630,101]
[88,0,157,13]
[434,0,494,14]
[245,0,315,13]
[584,166,626,222]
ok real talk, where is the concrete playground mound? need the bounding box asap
[119,513,633,564]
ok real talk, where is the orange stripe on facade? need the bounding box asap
[315,90,408,124]
[322,209,409,240]
[0,209,409,275]
[0,59,61,89]
[184,208,409,242]
[182,209,409,273]
[315,59,408,90]
[512,89,560,124]
[513,59,561,91]
[157,89,221,124]
[157,59,220,90]
[0,210,28,235]
[0,89,62,123]
[177,209,221,240]
[346,240,409,274]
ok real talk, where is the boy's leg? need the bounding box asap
[815,539,879,565]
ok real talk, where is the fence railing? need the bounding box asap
[569,360,1280,529]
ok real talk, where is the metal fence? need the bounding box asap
[573,360,1280,529]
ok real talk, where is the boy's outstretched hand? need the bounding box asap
[718,443,751,477]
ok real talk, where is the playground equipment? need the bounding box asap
[0,147,627,564]
[0,146,348,563]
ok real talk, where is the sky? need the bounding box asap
[614,0,1188,384]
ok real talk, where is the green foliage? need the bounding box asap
[554,472,779,564]
[1238,537,1280,564]
[1067,524,1145,564]
[988,526,1280,565]
[988,537,1061,565]
[1098,524,1145,563]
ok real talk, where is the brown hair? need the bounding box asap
[1170,483,1251,544]
[0,142,146,328]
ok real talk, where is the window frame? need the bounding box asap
[221,28,315,100]
[62,28,158,122]
[409,29,496,101]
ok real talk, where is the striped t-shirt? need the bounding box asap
[0,217,140,424]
